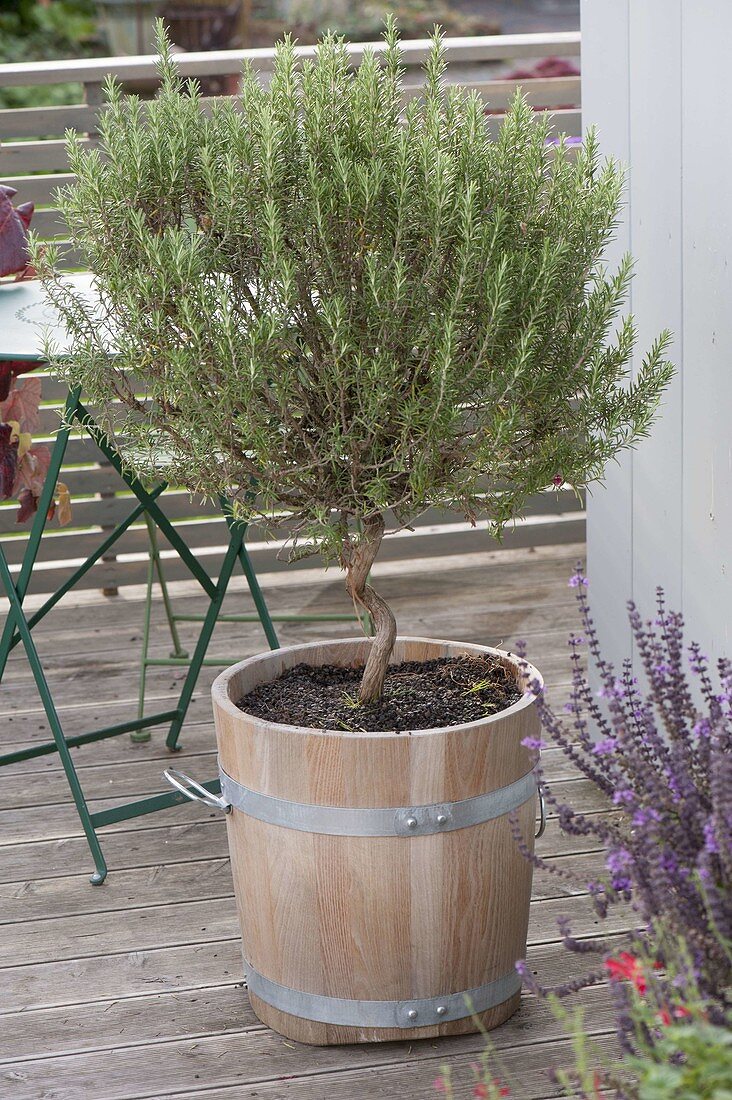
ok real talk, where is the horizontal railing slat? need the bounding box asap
[0,486,584,539]
[0,137,94,176]
[0,74,580,150]
[0,102,97,140]
[24,208,68,239]
[0,174,75,206]
[10,510,586,594]
[0,490,223,534]
[0,33,580,88]
[2,101,581,181]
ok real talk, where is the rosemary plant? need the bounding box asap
[38,21,672,701]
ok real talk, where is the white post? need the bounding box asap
[582,0,732,663]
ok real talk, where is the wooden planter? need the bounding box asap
[210,637,542,1046]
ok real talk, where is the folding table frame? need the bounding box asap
[0,386,365,884]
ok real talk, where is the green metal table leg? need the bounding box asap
[164,521,246,753]
[134,531,156,740]
[0,387,77,680]
[134,518,190,741]
[235,543,280,650]
[0,389,370,884]
[0,548,108,885]
[147,516,188,660]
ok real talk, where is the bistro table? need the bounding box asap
[0,275,360,883]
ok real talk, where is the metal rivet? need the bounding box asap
[407,1009,418,1020]
[406,817,418,829]
[436,813,448,826]
[436,1005,447,1016]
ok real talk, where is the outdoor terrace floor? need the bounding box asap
[0,540,625,1099]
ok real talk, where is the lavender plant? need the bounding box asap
[516,571,732,1015]
[37,21,673,702]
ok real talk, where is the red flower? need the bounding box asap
[658,1005,692,1026]
[592,1071,608,1098]
[552,474,564,487]
[604,951,648,994]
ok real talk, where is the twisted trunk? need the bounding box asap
[341,514,397,703]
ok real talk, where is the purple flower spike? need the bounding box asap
[516,575,732,1034]
[521,736,547,751]
[568,573,589,588]
[593,737,618,755]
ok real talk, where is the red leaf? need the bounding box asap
[16,488,36,523]
[12,441,51,503]
[1,376,42,434]
[0,422,19,500]
[0,184,33,278]
[0,360,41,403]
[16,201,34,230]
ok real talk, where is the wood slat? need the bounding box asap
[1,607,581,690]
[1,107,579,184]
[0,172,74,206]
[0,490,584,565]
[0,970,612,1069]
[0,629,578,717]
[0,982,613,1099]
[0,837,604,929]
[471,75,580,108]
[0,567,583,668]
[1,512,586,594]
[162,1034,618,1100]
[0,765,600,847]
[27,208,68,239]
[0,796,601,889]
[0,722,601,807]
[0,102,96,140]
[401,76,580,110]
[0,137,94,175]
[0,540,583,640]
[0,33,581,87]
[0,75,580,151]
[0,878,619,975]
[0,489,223,534]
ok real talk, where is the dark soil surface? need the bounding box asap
[237,655,522,733]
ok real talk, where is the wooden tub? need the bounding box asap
[211,637,541,1045]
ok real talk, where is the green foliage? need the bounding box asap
[278,0,497,43]
[0,0,102,109]
[437,931,732,1100]
[38,21,673,569]
[628,1021,732,1100]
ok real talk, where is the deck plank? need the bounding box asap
[0,542,627,1099]
[0,1000,614,1100]
[0,941,610,1065]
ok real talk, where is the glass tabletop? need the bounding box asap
[0,273,96,361]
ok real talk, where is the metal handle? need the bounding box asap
[163,768,231,813]
[535,784,546,839]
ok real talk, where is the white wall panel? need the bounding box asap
[581,0,633,663]
[582,0,731,663]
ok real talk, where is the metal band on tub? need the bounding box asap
[217,765,537,837]
[244,963,522,1028]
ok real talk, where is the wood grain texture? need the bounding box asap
[0,541,638,1098]
[212,637,541,1044]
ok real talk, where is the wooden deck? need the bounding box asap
[0,540,623,1099]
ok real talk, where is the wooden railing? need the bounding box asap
[0,33,583,594]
